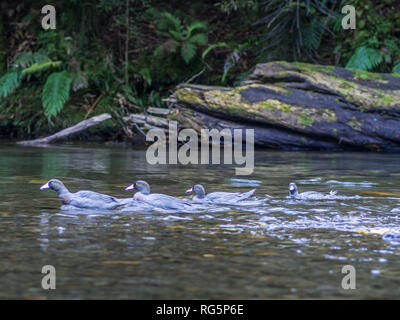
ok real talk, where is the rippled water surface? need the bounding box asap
[1,143,400,299]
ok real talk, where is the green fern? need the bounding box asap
[13,52,49,68]
[201,42,230,61]
[184,22,207,40]
[392,61,400,74]
[0,71,21,99]
[189,33,207,46]
[22,61,61,76]
[42,71,72,117]
[157,12,182,33]
[181,43,197,64]
[302,19,323,52]
[346,46,382,71]
[153,12,208,65]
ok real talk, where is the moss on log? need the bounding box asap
[172,61,400,151]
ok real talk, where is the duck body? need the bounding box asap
[186,184,256,204]
[126,180,191,210]
[288,182,337,200]
[41,179,123,210]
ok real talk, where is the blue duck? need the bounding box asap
[288,182,337,200]
[40,179,123,210]
[125,180,191,210]
[185,184,256,203]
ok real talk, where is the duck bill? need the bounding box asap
[40,182,49,190]
[185,187,193,194]
[125,184,134,191]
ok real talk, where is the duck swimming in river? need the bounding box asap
[40,179,124,210]
[186,184,256,204]
[288,182,337,200]
[125,180,192,210]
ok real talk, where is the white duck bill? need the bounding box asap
[125,184,134,191]
[40,182,49,190]
[185,188,193,194]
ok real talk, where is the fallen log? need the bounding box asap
[17,113,112,145]
[171,61,400,151]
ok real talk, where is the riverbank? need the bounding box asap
[5,61,400,151]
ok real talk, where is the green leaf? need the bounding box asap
[189,33,207,46]
[13,52,49,68]
[22,61,61,76]
[158,12,181,32]
[181,43,197,64]
[346,46,382,71]
[42,71,72,117]
[0,71,21,99]
[169,30,184,41]
[153,44,165,57]
[393,61,400,74]
[184,21,207,40]
[201,42,230,61]
[138,67,152,86]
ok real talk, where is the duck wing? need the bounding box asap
[74,190,119,203]
[146,193,191,210]
[205,189,256,203]
[70,190,122,209]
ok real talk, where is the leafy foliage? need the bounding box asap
[1,0,400,138]
[0,71,21,99]
[42,71,72,117]
[393,61,400,74]
[22,61,62,76]
[255,0,336,61]
[153,12,208,65]
[335,0,400,73]
[13,52,50,68]
[346,46,382,71]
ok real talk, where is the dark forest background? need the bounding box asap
[0,0,399,139]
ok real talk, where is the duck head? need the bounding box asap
[288,182,298,198]
[125,180,151,195]
[40,179,69,195]
[186,184,206,199]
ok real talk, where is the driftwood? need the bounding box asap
[17,113,112,145]
[122,107,172,140]
[171,61,400,151]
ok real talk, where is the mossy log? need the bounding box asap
[172,61,400,151]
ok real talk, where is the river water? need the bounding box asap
[1,143,400,299]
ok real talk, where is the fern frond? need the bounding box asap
[189,33,207,46]
[346,46,382,71]
[0,71,21,99]
[392,61,400,74]
[201,42,230,61]
[153,44,165,57]
[302,19,323,51]
[138,67,152,86]
[22,61,61,76]
[169,30,185,41]
[42,71,72,117]
[158,12,181,32]
[13,52,49,68]
[181,43,197,64]
[184,22,207,40]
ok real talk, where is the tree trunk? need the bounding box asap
[171,61,400,151]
